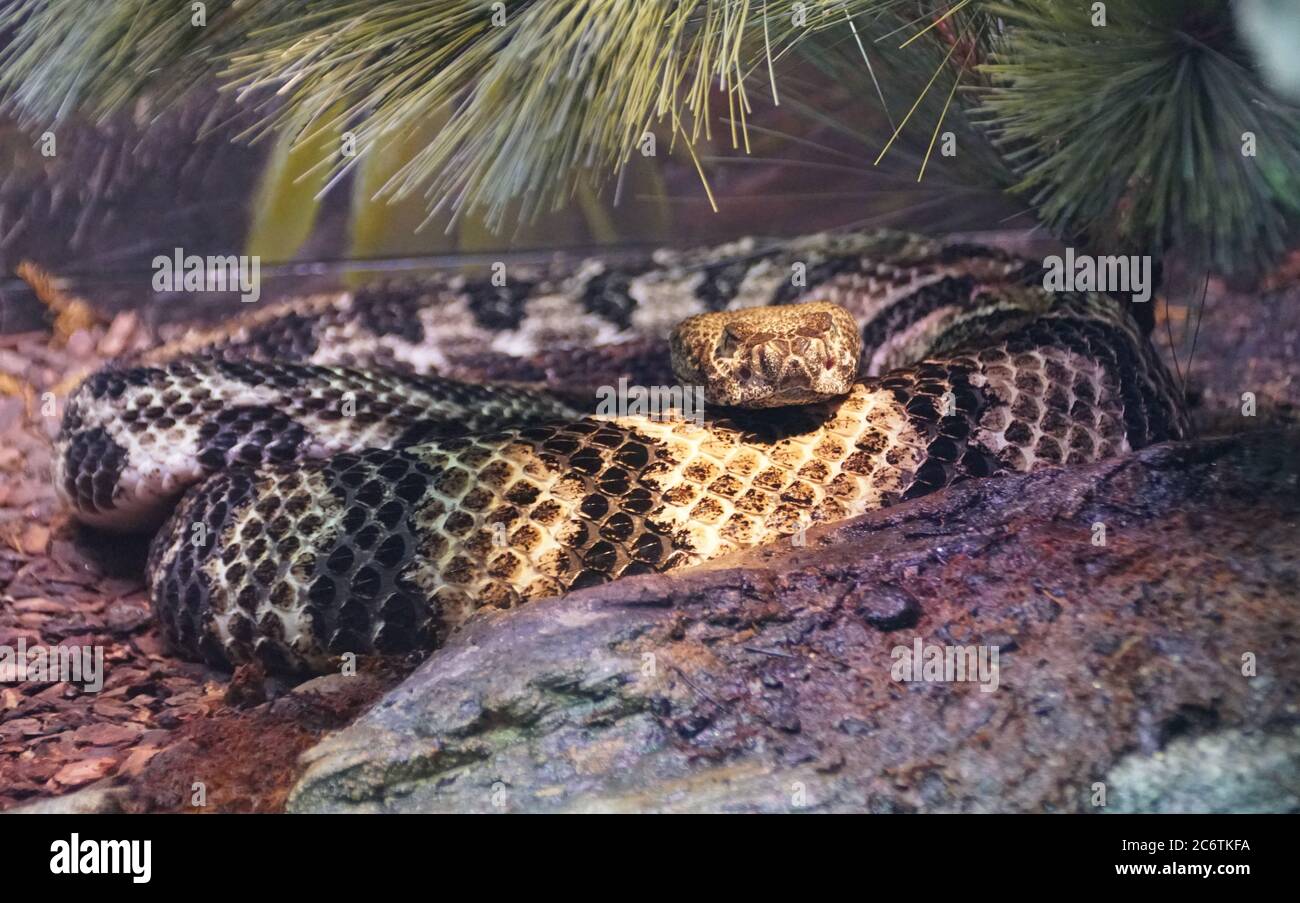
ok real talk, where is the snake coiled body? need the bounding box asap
[56,231,1187,672]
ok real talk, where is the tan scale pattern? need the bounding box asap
[971,344,1128,470]
[150,382,933,671]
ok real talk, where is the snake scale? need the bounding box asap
[54,231,1187,673]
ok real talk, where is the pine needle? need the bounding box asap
[918,39,975,181]
[844,8,895,130]
[0,1,914,230]
[900,0,971,49]
[874,31,963,166]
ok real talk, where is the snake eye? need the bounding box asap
[824,357,835,370]
[738,365,752,381]
[718,327,745,359]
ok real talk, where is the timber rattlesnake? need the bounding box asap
[54,231,1187,673]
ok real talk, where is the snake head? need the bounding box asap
[670,301,862,409]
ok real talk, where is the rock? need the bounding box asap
[1104,727,1300,813]
[850,584,920,630]
[8,785,127,814]
[105,598,152,633]
[290,431,1300,813]
[291,673,360,698]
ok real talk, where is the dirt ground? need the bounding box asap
[0,260,1296,812]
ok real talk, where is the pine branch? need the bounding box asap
[0,1,893,231]
[977,0,1300,275]
[0,0,1296,276]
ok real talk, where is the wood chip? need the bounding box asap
[98,312,139,358]
[116,746,162,779]
[11,597,66,614]
[51,756,117,788]
[0,718,52,741]
[72,722,144,747]
[19,523,49,555]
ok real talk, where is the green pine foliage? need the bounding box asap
[0,0,1296,274]
[979,0,1300,275]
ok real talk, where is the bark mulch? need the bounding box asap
[0,307,410,812]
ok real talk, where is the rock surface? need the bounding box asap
[289,429,1300,813]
